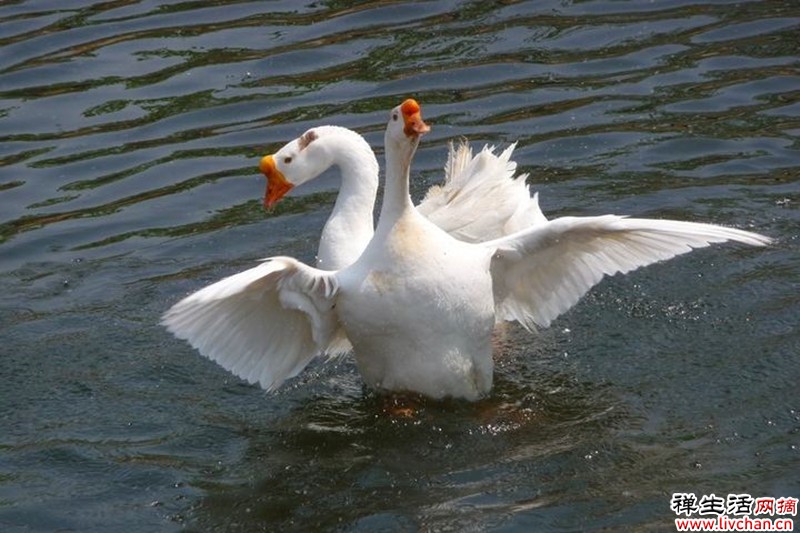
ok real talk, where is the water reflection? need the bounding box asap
[191,348,629,531]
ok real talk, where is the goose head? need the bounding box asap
[384,98,430,159]
[259,128,337,208]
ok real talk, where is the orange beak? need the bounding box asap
[401,99,430,137]
[259,155,294,208]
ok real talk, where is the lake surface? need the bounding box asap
[1,0,798,531]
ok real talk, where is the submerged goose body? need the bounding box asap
[163,99,771,401]
[259,125,546,271]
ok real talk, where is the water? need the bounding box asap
[1,0,798,530]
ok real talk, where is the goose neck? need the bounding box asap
[377,140,415,228]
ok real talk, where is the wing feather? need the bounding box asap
[488,215,771,330]
[162,257,339,390]
[418,142,546,242]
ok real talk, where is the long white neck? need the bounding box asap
[316,128,379,271]
[375,137,415,235]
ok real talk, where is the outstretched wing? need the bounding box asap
[162,256,341,391]
[486,215,771,330]
[418,141,546,242]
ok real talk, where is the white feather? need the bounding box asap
[164,101,772,401]
[418,141,547,242]
[487,215,772,329]
[162,257,340,391]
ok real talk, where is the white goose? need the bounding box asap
[258,125,546,270]
[163,99,771,401]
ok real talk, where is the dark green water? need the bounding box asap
[1,1,798,531]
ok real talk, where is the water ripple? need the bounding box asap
[1,1,798,531]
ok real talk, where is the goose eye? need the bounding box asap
[392,113,398,121]
[283,157,292,164]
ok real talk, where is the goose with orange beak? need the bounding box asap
[400,98,430,136]
[256,102,546,271]
[164,99,770,401]
[259,154,294,209]
[259,100,428,208]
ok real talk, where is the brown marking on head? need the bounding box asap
[298,129,318,151]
